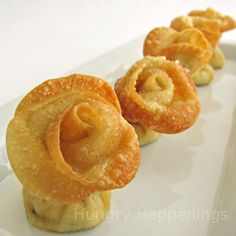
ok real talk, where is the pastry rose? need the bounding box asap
[6,74,140,232]
[188,8,236,69]
[115,56,200,146]
[171,15,224,71]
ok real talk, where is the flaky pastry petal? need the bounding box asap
[115,56,200,134]
[171,16,221,47]
[188,7,236,32]
[143,27,212,73]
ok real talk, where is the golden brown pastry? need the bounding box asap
[171,15,221,48]
[143,27,212,74]
[188,7,236,32]
[170,14,228,70]
[188,8,235,70]
[171,14,224,71]
[115,56,200,145]
[6,74,140,232]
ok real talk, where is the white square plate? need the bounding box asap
[0,37,236,236]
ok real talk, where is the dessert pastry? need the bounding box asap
[171,16,221,48]
[6,74,140,232]
[188,8,236,70]
[143,27,212,73]
[170,16,223,84]
[171,10,236,71]
[143,27,212,86]
[171,15,223,72]
[115,56,200,146]
[188,7,236,32]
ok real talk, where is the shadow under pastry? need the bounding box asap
[183,118,206,148]
[198,85,222,115]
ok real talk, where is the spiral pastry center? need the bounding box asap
[136,67,174,106]
[60,103,96,143]
[45,99,123,185]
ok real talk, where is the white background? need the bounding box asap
[0,0,235,105]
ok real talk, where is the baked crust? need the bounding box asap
[171,16,221,47]
[115,56,200,134]
[189,7,236,32]
[143,27,212,74]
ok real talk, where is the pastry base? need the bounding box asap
[22,188,111,233]
[192,64,214,86]
[210,46,225,69]
[132,123,161,146]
